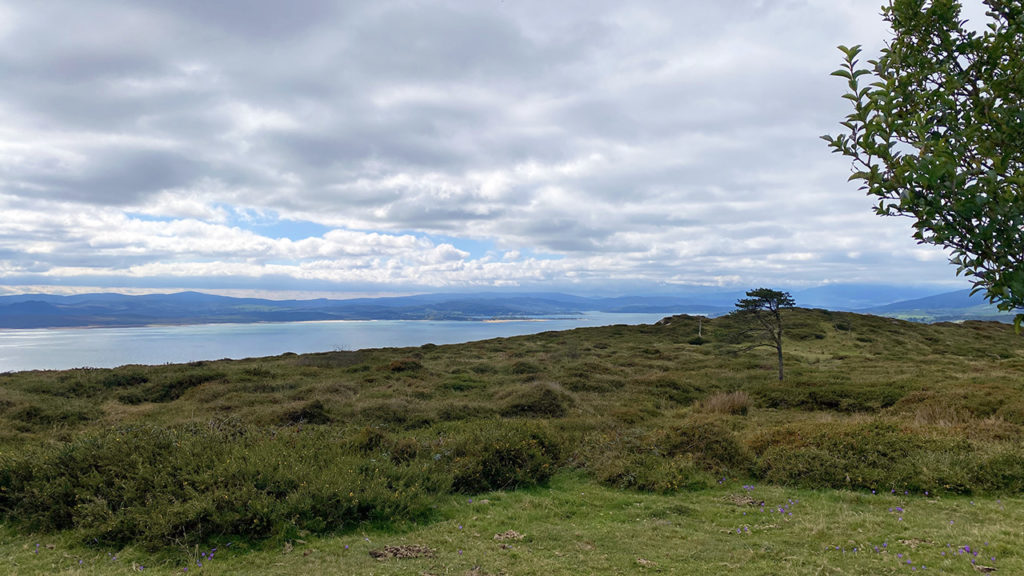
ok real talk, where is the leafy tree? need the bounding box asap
[734,288,795,380]
[823,0,1024,330]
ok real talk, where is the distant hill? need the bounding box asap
[0,285,1011,329]
[0,291,730,329]
[791,283,948,310]
[861,289,1015,323]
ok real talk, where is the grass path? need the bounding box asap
[4,473,1021,575]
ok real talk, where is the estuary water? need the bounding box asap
[0,312,671,372]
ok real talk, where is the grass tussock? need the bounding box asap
[697,390,752,415]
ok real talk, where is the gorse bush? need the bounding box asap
[750,419,1024,494]
[597,452,711,493]
[498,382,574,418]
[0,423,440,549]
[117,369,225,405]
[661,417,752,474]
[751,379,908,412]
[0,418,566,549]
[280,399,332,425]
[446,420,563,493]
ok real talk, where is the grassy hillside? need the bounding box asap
[1,308,1022,573]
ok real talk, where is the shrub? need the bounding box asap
[0,425,440,549]
[359,398,432,427]
[752,379,907,412]
[280,399,332,425]
[352,426,391,453]
[442,374,486,391]
[636,376,700,406]
[387,359,423,372]
[8,401,99,429]
[499,382,573,418]
[295,350,366,368]
[971,447,1024,493]
[22,371,104,399]
[749,419,1003,493]
[510,360,541,376]
[661,417,752,473]
[118,370,224,404]
[596,452,711,493]
[583,426,715,493]
[436,401,495,421]
[447,421,562,493]
[100,370,149,388]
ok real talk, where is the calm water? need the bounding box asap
[0,312,671,372]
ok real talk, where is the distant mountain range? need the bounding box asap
[860,289,1016,323]
[0,286,1012,329]
[0,291,728,329]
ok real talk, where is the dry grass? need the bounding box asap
[697,390,752,415]
[911,402,972,427]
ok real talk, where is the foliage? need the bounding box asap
[4,474,1024,575]
[752,419,1024,494]
[823,0,1024,328]
[733,288,795,380]
[445,420,563,493]
[0,308,1022,553]
[498,382,574,418]
[0,424,441,549]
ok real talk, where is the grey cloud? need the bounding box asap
[27,149,204,204]
[0,0,972,293]
[152,0,342,40]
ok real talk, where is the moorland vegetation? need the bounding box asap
[0,308,1022,573]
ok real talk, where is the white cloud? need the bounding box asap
[0,0,980,296]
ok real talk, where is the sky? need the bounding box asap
[0,0,991,299]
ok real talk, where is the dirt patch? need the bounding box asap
[369,544,436,560]
[465,568,508,576]
[493,530,525,541]
[723,493,764,507]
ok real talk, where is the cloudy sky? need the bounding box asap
[0,0,989,298]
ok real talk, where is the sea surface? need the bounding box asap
[0,312,672,372]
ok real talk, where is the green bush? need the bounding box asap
[583,426,715,493]
[596,453,711,493]
[510,361,541,376]
[358,398,432,427]
[752,379,908,412]
[447,421,562,493]
[280,399,332,425]
[442,374,486,391]
[748,420,1013,493]
[636,377,701,406]
[499,382,573,418]
[387,358,423,372]
[661,417,752,473]
[0,424,440,549]
[7,401,99,429]
[118,370,224,404]
[100,370,149,388]
[22,370,104,399]
[436,401,495,421]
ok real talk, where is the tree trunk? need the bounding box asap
[775,310,784,380]
[776,342,784,380]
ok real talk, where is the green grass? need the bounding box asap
[3,473,1021,575]
[0,308,1022,573]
